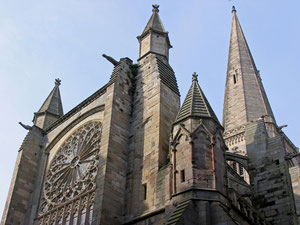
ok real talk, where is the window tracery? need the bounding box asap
[38,121,102,225]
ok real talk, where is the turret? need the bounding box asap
[171,73,226,195]
[137,4,172,62]
[33,78,64,129]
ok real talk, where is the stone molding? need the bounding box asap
[223,124,246,139]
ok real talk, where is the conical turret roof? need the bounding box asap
[175,73,220,125]
[37,78,63,116]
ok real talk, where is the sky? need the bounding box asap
[0,0,299,217]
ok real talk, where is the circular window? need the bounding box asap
[41,121,102,212]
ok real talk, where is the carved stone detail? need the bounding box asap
[38,121,102,224]
[225,133,245,147]
[223,124,246,139]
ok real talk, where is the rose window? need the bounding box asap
[38,121,102,224]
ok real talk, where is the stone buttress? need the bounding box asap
[124,5,180,223]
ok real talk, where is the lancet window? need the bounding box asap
[37,121,102,225]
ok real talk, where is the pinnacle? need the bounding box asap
[141,5,166,36]
[37,79,64,116]
[174,73,220,125]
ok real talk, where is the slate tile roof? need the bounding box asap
[175,73,220,125]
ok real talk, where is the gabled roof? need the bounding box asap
[37,79,63,116]
[175,73,220,125]
[141,4,166,36]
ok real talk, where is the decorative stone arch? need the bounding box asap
[45,105,104,153]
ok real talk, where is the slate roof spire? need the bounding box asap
[222,7,276,131]
[174,73,220,125]
[33,78,64,129]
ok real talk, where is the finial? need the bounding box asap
[192,72,198,82]
[55,78,61,86]
[152,4,159,13]
[232,6,236,13]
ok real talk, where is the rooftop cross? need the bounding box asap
[152,4,159,13]
[55,78,61,86]
[192,72,198,82]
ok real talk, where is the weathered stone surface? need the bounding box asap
[1,126,43,225]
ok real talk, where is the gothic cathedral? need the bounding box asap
[2,5,300,225]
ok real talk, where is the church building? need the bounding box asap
[2,5,300,225]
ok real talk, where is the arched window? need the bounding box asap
[38,121,102,225]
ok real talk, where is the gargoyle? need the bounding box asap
[19,122,32,130]
[102,54,118,66]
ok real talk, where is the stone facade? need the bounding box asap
[2,5,299,225]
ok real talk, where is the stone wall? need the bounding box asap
[289,166,300,224]
[1,126,43,225]
[125,53,179,219]
[245,119,297,224]
[96,58,133,224]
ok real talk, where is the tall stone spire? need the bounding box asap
[175,72,219,125]
[33,78,64,129]
[137,5,172,61]
[222,6,276,132]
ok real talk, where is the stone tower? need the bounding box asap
[125,4,180,219]
[223,7,298,224]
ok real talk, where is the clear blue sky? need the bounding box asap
[1,0,299,216]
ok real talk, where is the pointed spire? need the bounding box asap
[141,5,165,35]
[175,73,220,125]
[33,78,64,129]
[222,9,276,131]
